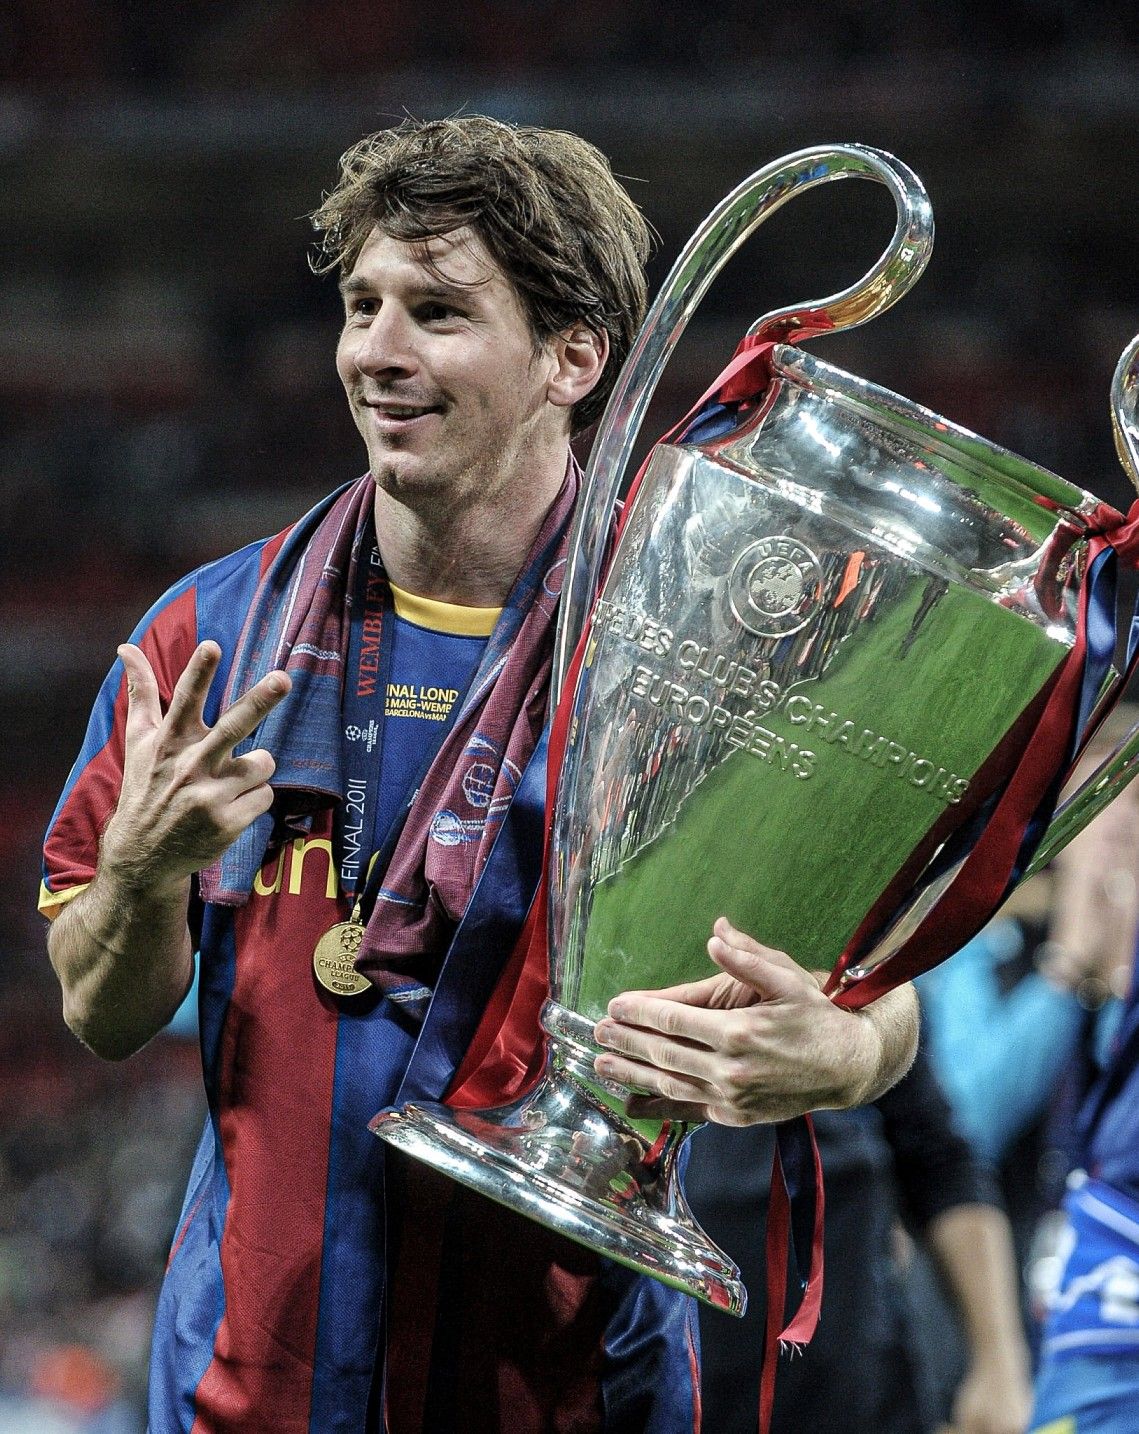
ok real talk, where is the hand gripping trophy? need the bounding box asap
[372,145,1139,1317]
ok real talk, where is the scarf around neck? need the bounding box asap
[198,459,580,995]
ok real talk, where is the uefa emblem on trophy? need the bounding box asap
[372,146,1139,1314]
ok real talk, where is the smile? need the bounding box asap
[364,402,442,422]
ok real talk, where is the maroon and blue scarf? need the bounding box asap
[199,460,579,994]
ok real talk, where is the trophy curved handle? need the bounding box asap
[552,143,936,704]
[1019,328,1139,879]
[1111,329,1139,496]
[1020,723,1139,882]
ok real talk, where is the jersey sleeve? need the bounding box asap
[40,531,285,919]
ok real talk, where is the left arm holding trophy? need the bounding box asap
[596,917,917,1125]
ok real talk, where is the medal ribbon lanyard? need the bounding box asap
[334,545,478,931]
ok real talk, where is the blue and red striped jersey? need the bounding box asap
[42,521,702,1434]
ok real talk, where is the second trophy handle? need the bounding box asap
[1020,329,1139,877]
[552,143,936,705]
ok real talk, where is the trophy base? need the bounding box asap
[370,1056,745,1315]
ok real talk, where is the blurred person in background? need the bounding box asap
[38,115,918,1434]
[1024,732,1139,1433]
[919,751,1136,1294]
[920,710,1139,1433]
[688,1043,1032,1434]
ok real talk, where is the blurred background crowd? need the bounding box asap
[5,1,1139,1429]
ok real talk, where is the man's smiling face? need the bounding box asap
[336,226,565,521]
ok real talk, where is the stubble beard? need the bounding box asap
[366,408,528,526]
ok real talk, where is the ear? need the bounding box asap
[545,325,609,413]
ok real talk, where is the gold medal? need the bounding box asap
[313,904,372,997]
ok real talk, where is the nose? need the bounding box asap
[351,303,417,380]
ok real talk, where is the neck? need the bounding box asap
[373,451,572,607]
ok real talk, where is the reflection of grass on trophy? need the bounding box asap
[574,584,1063,1020]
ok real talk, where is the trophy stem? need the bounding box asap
[370,1026,745,1315]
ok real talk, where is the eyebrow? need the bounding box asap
[337,275,482,303]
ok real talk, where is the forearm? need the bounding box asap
[833,979,919,1108]
[926,1203,1032,1434]
[928,1202,1029,1376]
[48,863,194,1061]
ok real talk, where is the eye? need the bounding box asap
[419,301,463,323]
[349,297,378,318]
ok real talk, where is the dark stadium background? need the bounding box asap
[3,3,1139,1426]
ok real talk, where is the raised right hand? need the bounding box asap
[99,640,291,892]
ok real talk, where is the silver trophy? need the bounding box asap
[372,147,1139,1315]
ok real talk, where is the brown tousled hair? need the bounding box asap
[310,115,652,432]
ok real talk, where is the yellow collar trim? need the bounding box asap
[389,582,501,637]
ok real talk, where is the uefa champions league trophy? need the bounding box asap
[372,146,1139,1315]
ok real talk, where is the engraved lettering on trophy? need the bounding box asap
[592,598,673,657]
[728,536,825,639]
[724,711,814,779]
[645,618,673,658]
[675,641,780,709]
[784,699,970,803]
[855,733,891,763]
[635,659,967,802]
[641,677,687,715]
[630,666,670,708]
[752,679,781,713]
[628,663,813,779]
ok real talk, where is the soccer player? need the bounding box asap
[41,116,918,1432]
